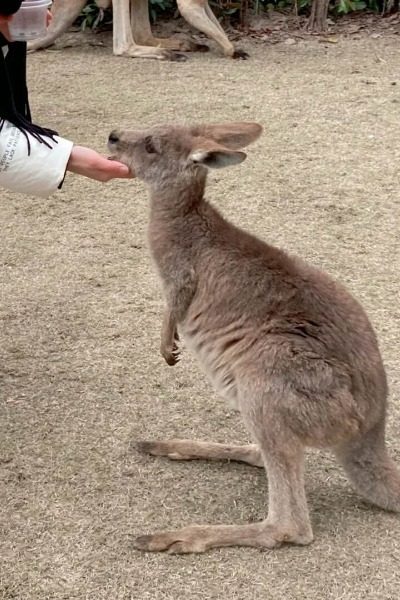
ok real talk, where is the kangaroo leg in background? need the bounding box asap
[334,418,400,512]
[27,0,86,51]
[113,0,186,60]
[130,0,209,52]
[138,439,264,467]
[176,0,248,58]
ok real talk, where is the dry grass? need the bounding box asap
[0,29,399,600]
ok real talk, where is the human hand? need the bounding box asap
[0,15,11,40]
[66,145,132,182]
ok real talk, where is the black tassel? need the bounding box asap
[0,36,59,154]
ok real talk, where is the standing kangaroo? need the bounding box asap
[28,0,247,60]
[108,121,400,553]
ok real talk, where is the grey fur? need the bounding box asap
[108,121,400,554]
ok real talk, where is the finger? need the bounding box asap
[100,161,132,179]
[107,156,133,177]
[111,164,132,179]
[116,164,132,177]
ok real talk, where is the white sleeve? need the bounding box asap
[0,120,74,198]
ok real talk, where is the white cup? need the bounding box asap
[8,0,52,42]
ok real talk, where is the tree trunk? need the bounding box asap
[307,0,330,32]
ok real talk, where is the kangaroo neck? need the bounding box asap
[147,173,221,275]
[149,171,207,221]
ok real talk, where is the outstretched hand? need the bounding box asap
[0,14,11,39]
[67,145,132,182]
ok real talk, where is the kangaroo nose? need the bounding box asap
[108,131,120,144]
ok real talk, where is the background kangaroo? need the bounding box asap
[28,0,247,61]
[108,121,400,554]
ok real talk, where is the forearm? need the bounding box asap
[0,119,73,197]
[0,121,132,198]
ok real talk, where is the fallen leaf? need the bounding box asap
[319,36,339,43]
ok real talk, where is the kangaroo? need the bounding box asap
[28,0,247,61]
[108,121,400,554]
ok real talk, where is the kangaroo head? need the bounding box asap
[107,122,263,187]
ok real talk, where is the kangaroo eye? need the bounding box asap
[144,136,157,154]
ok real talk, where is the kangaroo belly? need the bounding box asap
[182,327,240,411]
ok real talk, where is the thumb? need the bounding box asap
[116,163,131,177]
[107,158,132,178]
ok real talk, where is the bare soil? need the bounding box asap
[1,25,400,600]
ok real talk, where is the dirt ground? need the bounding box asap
[1,24,400,600]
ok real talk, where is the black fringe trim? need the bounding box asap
[0,116,58,154]
[0,38,59,155]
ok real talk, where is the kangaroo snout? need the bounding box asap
[107,130,136,176]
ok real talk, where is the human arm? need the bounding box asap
[0,15,12,37]
[1,12,130,196]
[0,120,130,198]
[0,120,73,197]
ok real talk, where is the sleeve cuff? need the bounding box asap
[0,120,74,198]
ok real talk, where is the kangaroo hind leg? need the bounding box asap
[137,439,264,467]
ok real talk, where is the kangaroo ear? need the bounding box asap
[189,147,247,169]
[191,122,262,150]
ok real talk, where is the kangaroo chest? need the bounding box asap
[180,312,250,412]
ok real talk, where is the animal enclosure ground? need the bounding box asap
[1,28,400,600]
